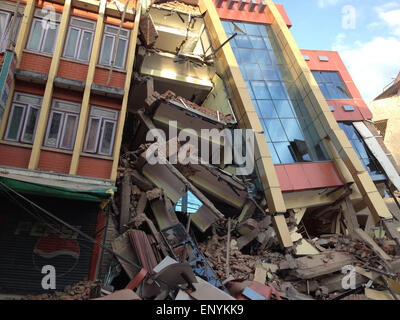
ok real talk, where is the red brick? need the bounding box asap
[93,68,125,89]
[38,150,72,174]
[0,145,31,168]
[77,156,112,179]
[19,52,51,75]
[57,60,89,82]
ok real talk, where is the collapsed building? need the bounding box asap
[0,0,400,300]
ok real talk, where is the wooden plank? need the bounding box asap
[354,228,392,261]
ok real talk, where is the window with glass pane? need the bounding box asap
[99,120,116,155]
[222,20,328,164]
[5,93,43,144]
[21,107,40,143]
[63,17,95,62]
[60,114,79,149]
[339,122,385,181]
[99,25,129,69]
[84,107,118,156]
[5,104,25,141]
[0,11,10,43]
[312,71,351,100]
[85,118,101,152]
[45,112,63,147]
[27,17,59,54]
[44,100,80,150]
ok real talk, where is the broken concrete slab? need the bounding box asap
[293,252,354,280]
[189,276,235,300]
[365,288,400,300]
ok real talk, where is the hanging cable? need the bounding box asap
[0,181,142,271]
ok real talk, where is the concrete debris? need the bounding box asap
[15,280,101,300]
[2,0,400,302]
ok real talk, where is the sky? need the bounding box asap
[277,0,400,102]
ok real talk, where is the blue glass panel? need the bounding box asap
[221,20,233,33]
[257,100,278,119]
[244,64,263,80]
[312,71,323,83]
[250,36,266,49]
[267,82,288,99]
[313,71,351,99]
[234,35,252,48]
[265,119,287,142]
[273,100,294,118]
[232,47,240,61]
[254,49,271,65]
[260,120,271,142]
[343,105,355,111]
[274,142,296,164]
[318,83,330,99]
[261,65,279,81]
[245,23,261,36]
[352,139,369,159]
[239,64,247,78]
[258,24,268,37]
[251,81,271,99]
[238,48,258,63]
[232,22,247,34]
[281,119,304,141]
[339,122,358,140]
[175,191,203,213]
[252,100,262,118]
[263,36,273,50]
[326,83,338,100]
[245,81,255,99]
[267,142,280,163]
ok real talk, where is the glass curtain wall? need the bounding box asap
[222,20,329,164]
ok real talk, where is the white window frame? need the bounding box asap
[20,105,41,144]
[98,119,117,156]
[5,103,26,142]
[60,113,79,150]
[44,99,81,150]
[77,29,94,62]
[44,111,64,148]
[26,9,60,55]
[27,18,45,51]
[4,92,43,144]
[0,10,11,44]
[99,24,130,69]
[84,116,101,153]
[41,22,60,54]
[63,26,80,58]
[83,106,118,156]
[63,17,96,62]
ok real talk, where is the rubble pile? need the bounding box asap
[91,80,400,300]
[18,280,101,300]
[18,0,400,301]
[153,0,201,14]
